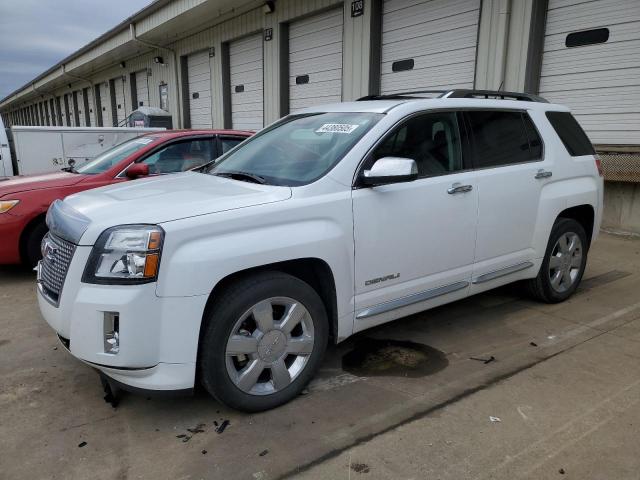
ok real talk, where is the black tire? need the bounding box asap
[199,271,329,412]
[526,218,588,303]
[24,221,48,268]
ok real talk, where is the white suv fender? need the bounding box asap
[155,185,355,340]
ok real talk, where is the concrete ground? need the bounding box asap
[1,233,640,480]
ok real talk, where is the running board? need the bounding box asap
[356,281,469,320]
[472,261,534,284]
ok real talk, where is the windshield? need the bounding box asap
[75,136,157,175]
[208,112,382,186]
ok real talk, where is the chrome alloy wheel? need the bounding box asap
[225,297,315,395]
[548,232,583,293]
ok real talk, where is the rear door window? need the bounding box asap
[545,111,595,156]
[466,110,537,168]
[141,138,215,173]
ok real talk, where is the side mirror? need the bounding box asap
[125,163,149,179]
[360,157,418,187]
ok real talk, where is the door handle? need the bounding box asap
[535,169,552,179]
[447,183,473,194]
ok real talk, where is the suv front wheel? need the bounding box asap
[526,218,588,303]
[199,271,328,412]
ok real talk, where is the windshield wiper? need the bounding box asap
[61,166,78,174]
[213,171,267,184]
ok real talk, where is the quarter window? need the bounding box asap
[466,110,536,168]
[371,112,464,178]
[220,136,245,154]
[546,111,595,156]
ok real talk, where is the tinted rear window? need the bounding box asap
[466,110,538,168]
[545,112,595,156]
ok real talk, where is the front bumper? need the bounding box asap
[37,246,209,391]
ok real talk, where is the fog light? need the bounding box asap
[104,312,120,354]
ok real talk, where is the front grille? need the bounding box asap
[40,233,76,304]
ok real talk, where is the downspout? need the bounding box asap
[129,23,182,127]
[493,0,512,90]
[62,65,98,124]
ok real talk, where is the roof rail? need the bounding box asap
[356,90,447,101]
[356,89,548,103]
[443,89,548,103]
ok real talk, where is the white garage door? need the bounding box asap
[539,0,640,145]
[113,77,128,126]
[188,50,213,128]
[289,8,343,113]
[229,34,263,130]
[83,88,94,126]
[99,83,112,126]
[135,70,149,108]
[380,0,481,94]
[77,90,86,127]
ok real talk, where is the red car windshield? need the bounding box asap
[75,136,158,175]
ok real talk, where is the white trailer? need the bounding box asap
[1,116,15,177]
[10,126,164,176]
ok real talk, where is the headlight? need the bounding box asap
[82,225,164,284]
[0,200,19,213]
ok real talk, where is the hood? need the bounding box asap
[0,171,85,196]
[63,172,291,241]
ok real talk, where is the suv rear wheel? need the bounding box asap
[199,271,328,412]
[526,218,588,303]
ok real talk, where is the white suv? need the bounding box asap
[37,90,603,411]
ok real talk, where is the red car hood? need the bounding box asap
[0,172,86,197]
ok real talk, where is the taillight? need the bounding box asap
[594,155,604,177]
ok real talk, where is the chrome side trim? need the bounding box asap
[46,199,90,244]
[472,261,534,284]
[356,281,469,320]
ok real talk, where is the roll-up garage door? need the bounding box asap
[99,83,112,126]
[113,77,128,126]
[135,70,150,108]
[77,90,86,127]
[188,50,213,128]
[229,33,263,130]
[289,8,344,113]
[380,0,481,94]
[539,0,640,145]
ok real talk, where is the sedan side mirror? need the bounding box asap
[125,163,149,179]
[360,157,418,187]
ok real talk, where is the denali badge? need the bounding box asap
[365,273,400,286]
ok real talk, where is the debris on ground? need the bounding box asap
[202,450,207,455]
[530,342,538,347]
[470,355,496,364]
[78,441,87,448]
[489,416,501,423]
[187,423,206,434]
[351,463,371,474]
[176,433,191,443]
[559,468,566,475]
[216,420,230,434]
[259,449,269,457]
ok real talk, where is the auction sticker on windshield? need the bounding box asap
[315,123,360,134]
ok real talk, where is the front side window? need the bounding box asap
[370,111,464,178]
[220,136,246,154]
[466,110,537,168]
[208,112,382,186]
[141,138,215,173]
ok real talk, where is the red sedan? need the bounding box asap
[0,129,252,267]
